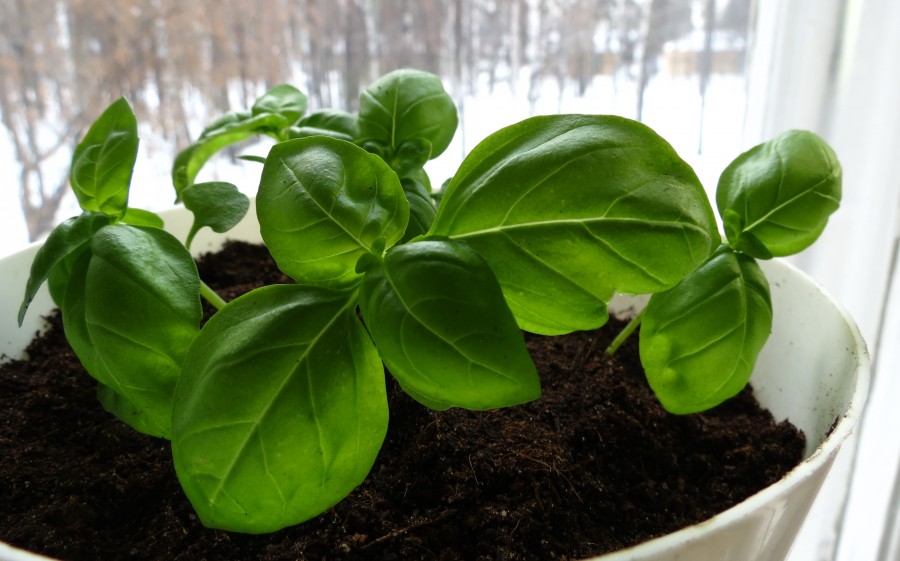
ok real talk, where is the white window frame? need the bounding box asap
[746,1,900,559]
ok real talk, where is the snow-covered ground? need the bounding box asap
[0,72,748,259]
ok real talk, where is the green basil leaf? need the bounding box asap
[289,109,359,142]
[96,383,169,438]
[251,83,308,134]
[238,154,267,164]
[400,177,436,243]
[181,181,250,248]
[172,112,283,199]
[717,129,841,258]
[120,207,165,228]
[257,136,409,287]
[639,246,772,414]
[357,69,458,167]
[359,239,539,410]
[200,110,253,138]
[61,224,202,437]
[70,97,138,219]
[47,246,88,309]
[429,114,718,335]
[172,284,387,533]
[18,212,111,324]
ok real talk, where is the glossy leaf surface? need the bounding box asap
[257,136,408,287]
[62,224,202,437]
[430,114,718,335]
[640,246,772,414]
[251,83,308,131]
[172,285,387,533]
[19,212,111,324]
[357,69,457,168]
[717,129,841,258]
[359,239,540,410]
[69,97,138,218]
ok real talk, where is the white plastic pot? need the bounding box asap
[0,204,870,561]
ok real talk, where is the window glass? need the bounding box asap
[0,0,755,256]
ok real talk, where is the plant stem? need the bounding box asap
[605,308,645,355]
[200,281,228,311]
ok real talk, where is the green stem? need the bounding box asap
[605,307,645,355]
[200,281,228,311]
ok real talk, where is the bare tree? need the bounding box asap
[635,0,692,121]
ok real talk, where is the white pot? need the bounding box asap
[0,204,870,561]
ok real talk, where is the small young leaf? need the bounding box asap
[359,239,540,410]
[429,114,719,335]
[251,84,308,135]
[18,212,111,324]
[120,207,165,228]
[172,112,283,199]
[172,285,387,533]
[257,136,409,287]
[639,246,772,414]
[238,154,267,164]
[357,69,458,168]
[289,109,358,142]
[70,97,138,219]
[717,129,841,258]
[181,181,250,248]
[61,224,202,437]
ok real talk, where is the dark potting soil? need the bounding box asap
[0,241,805,561]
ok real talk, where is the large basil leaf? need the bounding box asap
[357,69,458,170]
[61,224,202,437]
[256,136,409,287]
[429,114,718,335]
[69,97,138,219]
[18,212,111,323]
[359,239,539,410]
[639,246,772,414]
[172,285,387,533]
[717,129,842,258]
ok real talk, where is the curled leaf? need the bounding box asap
[61,224,202,437]
[70,97,138,219]
[640,246,772,414]
[717,129,841,258]
[18,212,111,323]
[357,69,458,169]
[256,136,408,287]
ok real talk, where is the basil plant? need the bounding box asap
[18,69,840,533]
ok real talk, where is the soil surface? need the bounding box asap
[0,241,805,561]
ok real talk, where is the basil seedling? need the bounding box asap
[18,71,841,534]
